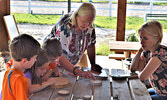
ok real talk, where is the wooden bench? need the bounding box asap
[145,13,167,22]
[111,69,151,100]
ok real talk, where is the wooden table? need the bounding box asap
[29,68,111,100]
[111,69,151,100]
[110,41,141,58]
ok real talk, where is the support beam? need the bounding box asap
[0,0,10,51]
[68,0,71,13]
[116,0,127,41]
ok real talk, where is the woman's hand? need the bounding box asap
[78,71,95,79]
[91,64,102,73]
[68,71,95,79]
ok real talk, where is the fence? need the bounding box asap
[11,0,167,17]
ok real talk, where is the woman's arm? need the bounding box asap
[130,48,145,72]
[138,56,162,81]
[87,45,96,65]
[59,56,95,79]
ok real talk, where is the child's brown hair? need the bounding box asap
[42,38,62,58]
[30,49,49,84]
[10,34,40,61]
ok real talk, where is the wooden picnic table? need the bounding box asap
[111,69,151,100]
[110,41,141,58]
[29,68,111,100]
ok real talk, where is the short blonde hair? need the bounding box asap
[70,3,96,28]
[138,20,163,44]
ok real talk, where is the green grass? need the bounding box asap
[13,13,62,24]
[13,13,146,31]
[13,13,167,56]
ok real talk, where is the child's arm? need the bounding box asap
[26,77,56,94]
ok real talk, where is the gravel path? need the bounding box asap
[17,23,136,45]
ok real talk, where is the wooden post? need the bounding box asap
[116,0,127,41]
[0,0,10,51]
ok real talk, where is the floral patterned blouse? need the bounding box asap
[45,14,96,65]
[143,45,167,96]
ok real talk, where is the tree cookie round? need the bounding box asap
[51,77,69,88]
[90,79,102,86]
[58,89,70,95]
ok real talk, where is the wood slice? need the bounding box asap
[55,97,66,100]
[58,89,70,95]
[90,80,102,86]
[51,77,69,89]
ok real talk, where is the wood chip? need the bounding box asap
[58,89,70,95]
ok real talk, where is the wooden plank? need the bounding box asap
[112,80,131,100]
[129,79,151,100]
[108,54,125,60]
[110,41,140,52]
[93,69,111,100]
[49,71,76,100]
[111,69,131,100]
[30,87,54,100]
[116,0,127,41]
[0,0,10,50]
[73,78,92,100]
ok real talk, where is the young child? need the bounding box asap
[42,38,95,79]
[24,49,56,94]
[130,21,167,100]
[1,34,40,100]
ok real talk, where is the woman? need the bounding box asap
[130,21,167,100]
[45,3,102,72]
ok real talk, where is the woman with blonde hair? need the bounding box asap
[130,21,167,100]
[45,3,102,76]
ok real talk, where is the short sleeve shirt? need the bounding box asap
[143,45,167,96]
[47,15,96,65]
[2,68,28,100]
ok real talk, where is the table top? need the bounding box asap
[29,68,111,100]
[111,69,151,100]
[110,41,141,52]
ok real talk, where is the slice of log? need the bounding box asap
[55,97,66,100]
[90,79,102,86]
[51,77,69,89]
[58,89,70,95]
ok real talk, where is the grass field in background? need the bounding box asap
[13,13,167,56]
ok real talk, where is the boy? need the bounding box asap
[42,38,95,80]
[2,34,40,100]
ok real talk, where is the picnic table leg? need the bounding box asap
[124,52,131,58]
